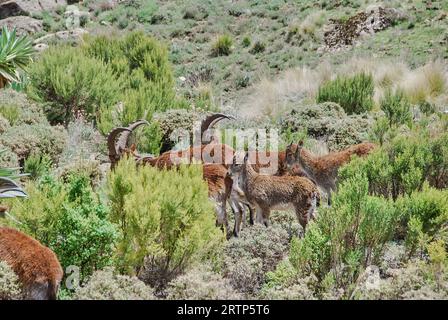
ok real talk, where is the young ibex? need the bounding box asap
[0,226,63,300]
[228,153,320,233]
[286,140,376,205]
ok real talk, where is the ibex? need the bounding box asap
[107,114,254,237]
[228,153,320,233]
[0,226,63,300]
[286,140,376,205]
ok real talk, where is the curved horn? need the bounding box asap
[200,113,235,143]
[108,127,131,160]
[116,119,150,152]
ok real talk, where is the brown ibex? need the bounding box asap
[107,114,252,237]
[286,140,376,205]
[0,226,63,300]
[228,153,320,233]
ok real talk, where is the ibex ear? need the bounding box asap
[243,152,249,164]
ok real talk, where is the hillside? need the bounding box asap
[0,0,448,301]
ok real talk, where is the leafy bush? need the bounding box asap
[0,261,22,300]
[73,267,154,300]
[166,265,242,300]
[280,102,373,151]
[106,157,223,291]
[395,187,448,256]
[222,224,289,295]
[249,41,266,54]
[260,258,317,299]
[28,46,121,126]
[0,123,67,164]
[380,89,412,128]
[24,153,52,180]
[211,35,233,57]
[354,260,448,300]
[6,174,119,282]
[290,174,397,291]
[0,116,10,134]
[153,109,203,152]
[0,146,19,168]
[317,73,374,115]
[28,32,183,134]
[340,128,438,199]
[58,117,107,167]
[0,89,47,126]
[57,159,103,187]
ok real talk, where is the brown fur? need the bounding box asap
[286,141,376,204]
[0,227,63,300]
[229,154,320,232]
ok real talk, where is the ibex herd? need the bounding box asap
[0,113,375,300]
[107,114,376,237]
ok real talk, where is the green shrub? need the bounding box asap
[317,73,374,115]
[429,132,448,189]
[28,46,121,126]
[153,109,203,153]
[211,35,233,57]
[0,261,22,300]
[6,174,119,282]
[290,173,397,292]
[58,117,107,167]
[0,123,67,164]
[249,41,266,54]
[339,130,434,200]
[380,89,412,128]
[57,159,103,187]
[280,102,373,151]
[396,186,448,256]
[260,259,317,300]
[24,153,52,180]
[166,265,242,300]
[242,36,251,47]
[222,224,289,295]
[0,116,10,134]
[0,146,19,168]
[83,32,182,134]
[0,89,47,125]
[106,157,223,291]
[73,267,154,300]
[355,261,448,300]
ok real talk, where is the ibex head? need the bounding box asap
[227,153,247,199]
[107,119,150,169]
[285,140,303,169]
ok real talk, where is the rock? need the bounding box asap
[0,0,67,19]
[322,6,407,52]
[0,16,43,35]
[55,27,88,41]
[33,43,49,52]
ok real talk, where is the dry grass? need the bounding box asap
[239,58,448,118]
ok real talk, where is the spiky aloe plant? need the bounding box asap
[0,26,34,89]
[0,150,27,198]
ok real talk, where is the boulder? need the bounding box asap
[322,6,407,51]
[0,16,43,35]
[0,0,67,19]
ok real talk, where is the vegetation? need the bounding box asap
[317,73,374,115]
[106,157,223,291]
[1,0,448,301]
[0,27,34,89]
